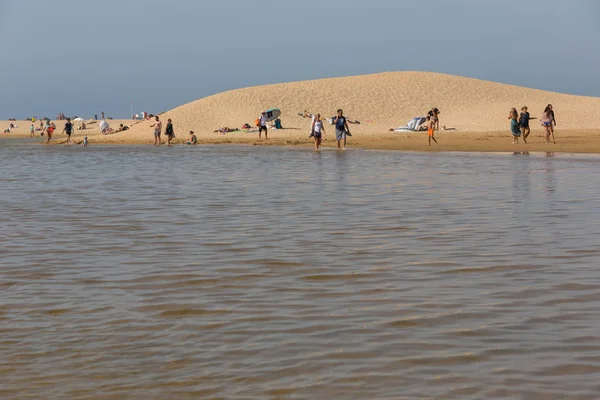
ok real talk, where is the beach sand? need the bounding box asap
[3,72,600,153]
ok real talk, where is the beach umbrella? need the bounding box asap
[74,117,84,122]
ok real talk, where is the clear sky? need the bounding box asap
[1,0,599,119]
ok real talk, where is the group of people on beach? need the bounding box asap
[509,104,556,144]
[149,115,177,146]
[308,109,352,151]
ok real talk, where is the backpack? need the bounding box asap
[254,118,260,127]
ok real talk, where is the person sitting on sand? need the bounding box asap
[242,123,252,130]
[509,108,521,144]
[187,130,198,145]
[78,122,87,130]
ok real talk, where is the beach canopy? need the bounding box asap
[74,117,84,122]
[264,108,281,122]
[394,117,427,132]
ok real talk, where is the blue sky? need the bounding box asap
[1,0,599,119]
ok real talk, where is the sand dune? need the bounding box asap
[4,72,600,151]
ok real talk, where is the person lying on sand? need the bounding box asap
[213,127,239,133]
[116,123,129,132]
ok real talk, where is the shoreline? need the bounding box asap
[3,128,600,154]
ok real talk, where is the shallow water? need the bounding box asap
[2,140,600,399]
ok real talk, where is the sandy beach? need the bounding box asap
[4,72,600,153]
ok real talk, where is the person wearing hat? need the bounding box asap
[258,111,268,139]
[187,130,197,145]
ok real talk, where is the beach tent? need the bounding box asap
[394,117,427,132]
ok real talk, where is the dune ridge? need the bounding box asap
[4,72,600,152]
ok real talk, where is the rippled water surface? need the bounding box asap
[2,140,600,399]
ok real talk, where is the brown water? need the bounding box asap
[2,141,600,399]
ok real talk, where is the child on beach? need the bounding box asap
[30,123,35,138]
[509,108,521,144]
[519,106,535,144]
[46,123,55,144]
[83,136,88,147]
[187,130,197,145]
[427,116,438,146]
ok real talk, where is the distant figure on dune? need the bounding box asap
[332,109,350,151]
[150,115,162,145]
[101,111,105,120]
[541,105,556,144]
[509,108,521,144]
[258,111,268,140]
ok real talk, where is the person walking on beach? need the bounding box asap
[332,109,350,150]
[509,108,521,144]
[62,118,73,144]
[29,123,35,138]
[101,111,105,120]
[519,106,535,144]
[165,118,175,146]
[427,115,438,146]
[541,105,556,144]
[547,104,557,137]
[311,113,325,151]
[150,115,162,145]
[258,111,268,140]
[45,122,55,144]
[83,136,88,147]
